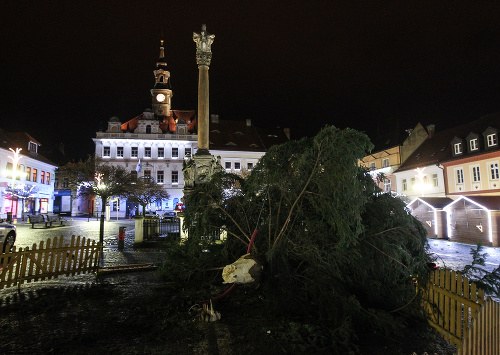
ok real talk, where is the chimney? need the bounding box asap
[246,118,252,127]
[210,114,219,123]
[427,124,435,138]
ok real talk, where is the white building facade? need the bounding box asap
[91,41,288,218]
[0,130,57,220]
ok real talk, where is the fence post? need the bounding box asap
[134,215,144,243]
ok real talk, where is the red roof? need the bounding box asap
[121,110,196,134]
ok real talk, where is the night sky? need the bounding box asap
[2,1,500,160]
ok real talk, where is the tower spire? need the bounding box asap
[151,39,173,117]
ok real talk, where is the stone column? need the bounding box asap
[193,24,214,156]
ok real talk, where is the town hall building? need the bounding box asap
[91,40,289,217]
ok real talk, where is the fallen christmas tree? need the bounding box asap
[161,125,436,353]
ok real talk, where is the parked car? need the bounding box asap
[162,211,179,222]
[174,203,185,212]
[0,220,16,253]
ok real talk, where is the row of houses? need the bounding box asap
[360,114,500,246]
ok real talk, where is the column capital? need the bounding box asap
[193,24,214,67]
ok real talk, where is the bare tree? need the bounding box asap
[61,157,134,244]
[123,176,170,216]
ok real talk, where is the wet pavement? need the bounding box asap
[5,218,500,294]
[9,217,169,267]
[427,238,500,272]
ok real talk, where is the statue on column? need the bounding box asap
[193,24,215,66]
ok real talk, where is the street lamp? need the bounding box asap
[413,167,431,197]
[6,148,22,222]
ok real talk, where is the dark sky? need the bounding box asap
[2,1,500,160]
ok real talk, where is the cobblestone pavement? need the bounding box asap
[11,217,167,263]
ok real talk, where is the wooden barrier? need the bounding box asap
[425,268,500,354]
[0,236,102,290]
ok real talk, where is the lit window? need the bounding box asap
[235,162,241,170]
[454,143,462,155]
[225,162,231,170]
[46,172,51,185]
[402,179,407,191]
[384,179,391,192]
[487,134,497,147]
[382,158,389,168]
[432,174,438,187]
[158,147,164,158]
[471,166,481,182]
[26,167,31,181]
[157,170,164,183]
[145,147,151,158]
[172,171,178,184]
[247,162,253,170]
[490,163,499,180]
[470,138,478,151]
[456,168,464,184]
[103,147,110,157]
[41,171,45,184]
[117,147,123,157]
[131,147,138,158]
[172,147,179,158]
[33,169,38,182]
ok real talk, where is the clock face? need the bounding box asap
[156,93,166,102]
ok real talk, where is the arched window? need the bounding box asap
[146,125,152,134]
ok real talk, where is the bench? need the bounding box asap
[45,214,65,227]
[28,214,48,228]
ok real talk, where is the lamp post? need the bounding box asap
[7,148,22,222]
[414,167,431,197]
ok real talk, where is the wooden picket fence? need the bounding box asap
[425,269,500,354]
[0,236,102,290]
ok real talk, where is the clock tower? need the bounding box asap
[151,40,173,118]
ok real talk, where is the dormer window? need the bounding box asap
[483,127,498,149]
[28,141,37,153]
[469,138,479,151]
[487,133,497,147]
[466,132,481,153]
[146,125,152,134]
[451,136,464,156]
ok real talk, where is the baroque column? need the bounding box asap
[193,24,214,156]
[183,24,222,198]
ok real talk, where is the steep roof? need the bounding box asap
[396,113,500,172]
[0,128,56,166]
[209,119,289,151]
